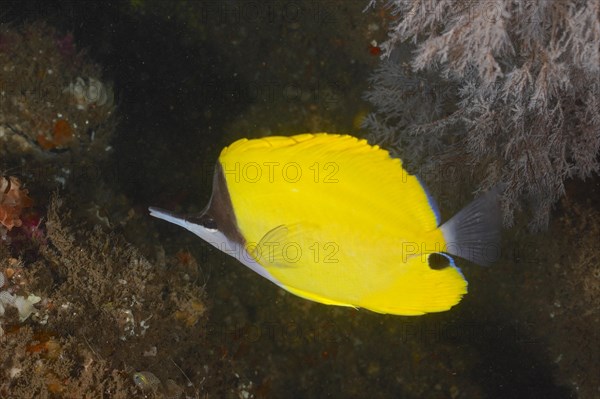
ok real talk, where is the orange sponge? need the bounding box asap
[0,176,33,230]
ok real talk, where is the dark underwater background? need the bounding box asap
[0,1,597,398]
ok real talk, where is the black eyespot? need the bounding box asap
[428,253,452,270]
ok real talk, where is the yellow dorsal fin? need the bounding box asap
[220,134,440,236]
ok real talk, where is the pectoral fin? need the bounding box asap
[249,224,306,268]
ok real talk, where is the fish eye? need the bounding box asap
[201,217,218,231]
[428,253,453,270]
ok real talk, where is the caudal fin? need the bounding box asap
[440,186,503,266]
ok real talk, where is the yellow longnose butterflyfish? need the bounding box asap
[150,133,502,315]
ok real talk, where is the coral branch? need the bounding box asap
[365,0,600,229]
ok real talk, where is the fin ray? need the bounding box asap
[440,186,503,266]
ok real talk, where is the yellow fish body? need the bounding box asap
[150,134,501,315]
